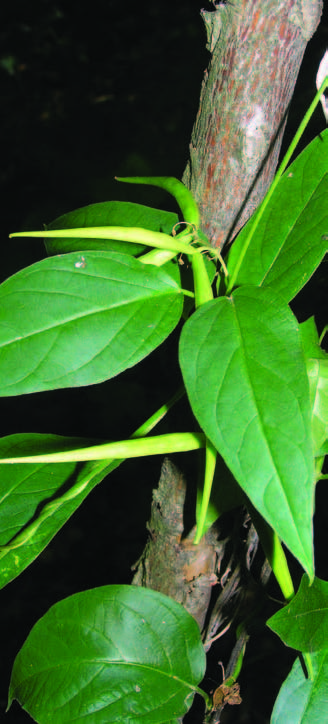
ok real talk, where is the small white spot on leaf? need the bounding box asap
[74,256,86,269]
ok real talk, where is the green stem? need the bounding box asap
[225,626,249,685]
[195,687,212,710]
[267,533,295,601]
[194,439,217,544]
[131,387,185,437]
[249,505,294,601]
[189,249,217,545]
[302,652,314,682]
[138,248,178,266]
[190,252,214,308]
[319,325,328,346]
[0,432,206,464]
[115,176,201,226]
[226,76,328,294]
[10,226,197,256]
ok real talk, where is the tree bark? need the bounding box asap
[131,459,224,631]
[182,0,323,249]
[131,459,264,639]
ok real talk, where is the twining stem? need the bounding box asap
[115,176,201,227]
[226,76,328,294]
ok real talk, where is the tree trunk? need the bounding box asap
[182,0,323,249]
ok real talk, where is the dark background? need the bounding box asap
[0,1,327,722]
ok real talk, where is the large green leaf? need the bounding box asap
[225,130,328,302]
[268,575,328,653]
[0,250,183,395]
[45,201,179,256]
[8,585,207,724]
[179,286,314,576]
[271,651,328,724]
[0,434,119,589]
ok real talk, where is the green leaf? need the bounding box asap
[0,250,183,395]
[268,575,328,653]
[299,318,328,461]
[226,130,328,302]
[0,434,119,589]
[271,651,328,724]
[8,585,207,724]
[45,201,179,256]
[299,317,327,362]
[307,358,328,458]
[179,286,314,576]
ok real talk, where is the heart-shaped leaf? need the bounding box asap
[271,651,328,724]
[179,286,314,576]
[0,250,183,395]
[268,575,328,653]
[8,585,207,724]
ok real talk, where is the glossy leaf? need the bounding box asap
[299,317,326,362]
[268,575,328,653]
[307,358,328,458]
[271,651,328,724]
[179,286,314,575]
[8,585,207,724]
[299,317,328,461]
[226,130,328,302]
[0,434,119,589]
[45,201,179,256]
[0,250,183,395]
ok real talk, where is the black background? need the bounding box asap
[0,2,327,722]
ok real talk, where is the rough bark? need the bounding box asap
[182,0,323,249]
[131,459,268,641]
[131,459,223,631]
